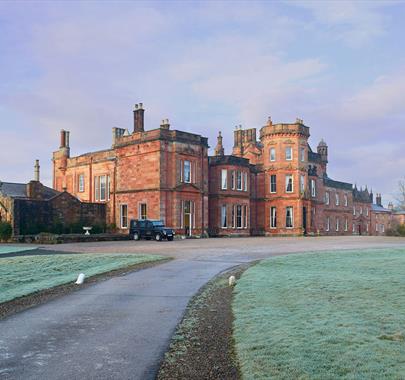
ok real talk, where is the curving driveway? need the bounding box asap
[1,236,405,379]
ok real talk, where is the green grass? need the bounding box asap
[0,246,37,255]
[233,248,405,379]
[0,253,165,303]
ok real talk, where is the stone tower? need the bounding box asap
[214,131,224,156]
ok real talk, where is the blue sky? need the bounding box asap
[0,0,404,205]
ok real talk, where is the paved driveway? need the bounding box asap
[1,236,405,379]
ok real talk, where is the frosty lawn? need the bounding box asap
[0,246,37,255]
[233,248,405,379]
[0,253,165,303]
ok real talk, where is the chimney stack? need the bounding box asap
[214,131,225,156]
[60,130,70,148]
[34,160,40,182]
[133,103,145,133]
[160,119,170,130]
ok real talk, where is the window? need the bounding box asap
[244,172,248,192]
[286,207,293,228]
[231,205,235,228]
[382,224,385,233]
[366,223,369,232]
[344,194,348,207]
[237,171,242,190]
[270,175,277,193]
[300,147,305,162]
[360,207,363,215]
[285,146,293,161]
[94,175,110,202]
[353,223,356,233]
[300,175,305,193]
[100,175,107,201]
[221,205,227,228]
[311,179,316,197]
[94,176,100,201]
[326,217,330,231]
[120,204,128,229]
[335,193,339,206]
[270,147,276,162]
[336,218,339,231]
[243,205,248,228]
[78,174,85,192]
[376,223,378,232]
[221,169,227,190]
[345,218,348,231]
[353,206,356,216]
[184,160,191,183]
[286,175,293,193]
[139,203,147,220]
[231,171,235,190]
[366,208,369,216]
[325,192,330,205]
[270,207,277,228]
[236,205,243,228]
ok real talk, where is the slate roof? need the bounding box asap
[0,181,59,200]
[323,175,353,191]
[372,204,391,213]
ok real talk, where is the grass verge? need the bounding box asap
[233,248,405,379]
[0,253,166,304]
[0,246,37,255]
[157,265,250,380]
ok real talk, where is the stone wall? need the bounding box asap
[13,192,106,235]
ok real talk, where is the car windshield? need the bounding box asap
[152,221,164,227]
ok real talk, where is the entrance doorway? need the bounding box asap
[183,200,193,237]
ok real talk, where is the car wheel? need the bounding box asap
[133,232,140,241]
[167,236,174,241]
[155,233,162,241]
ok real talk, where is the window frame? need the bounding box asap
[311,179,316,197]
[285,146,293,161]
[184,160,191,183]
[270,147,276,162]
[221,204,227,228]
[120,204,128,229]
[285,174,294,193]
[335,192,339,206]
[300,147,305,162]
[139,203,147,220]
[326,216,330,232]
[286,206,293,228]
[270,174,277,193]
[236,171,243,191]
[221,169,227,190]
[270,207,277,228]
[325,191,330,205]
[78,174,85,193]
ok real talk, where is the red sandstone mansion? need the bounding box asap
[52,105,394,237]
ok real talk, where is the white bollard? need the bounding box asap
[228,275,236,287]
[75,273,85,285]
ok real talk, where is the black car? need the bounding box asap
[129,219,175,241]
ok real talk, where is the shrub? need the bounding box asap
[398,224,405,237]
[0,221,12,241]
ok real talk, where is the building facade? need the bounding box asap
[52,105,397,237]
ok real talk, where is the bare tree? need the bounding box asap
[395,177,405,211]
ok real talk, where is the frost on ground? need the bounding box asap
[233,248,405,379]
[0,253,164,303]
[0,246,37,255]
